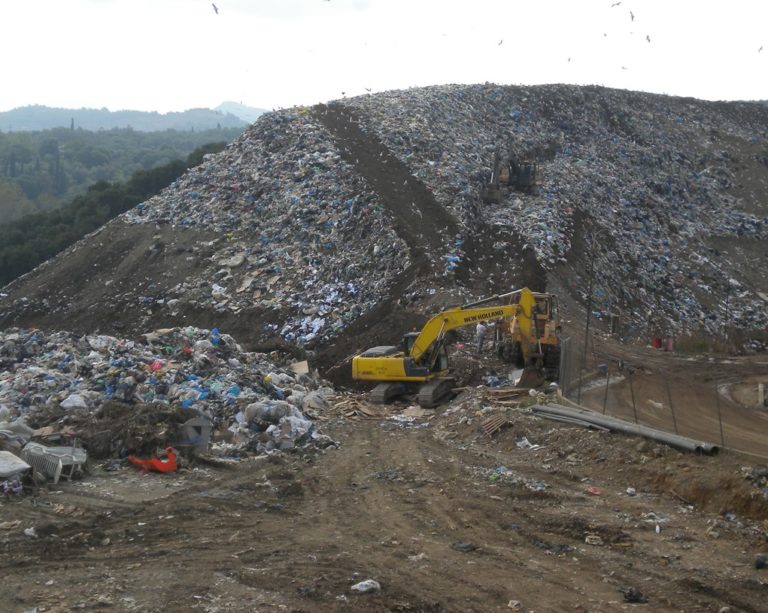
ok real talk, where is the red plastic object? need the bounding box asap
[127,447,177,473]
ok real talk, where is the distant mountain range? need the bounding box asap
[0,102,267,132]
[215,101,268,124]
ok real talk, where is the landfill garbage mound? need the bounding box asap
[342,84,768,337]
[0,84,766,361]
[0,327,336,460]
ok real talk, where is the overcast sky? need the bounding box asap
[2,0,766,113]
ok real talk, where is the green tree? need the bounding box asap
[0,127,242,224]
[38,138,60,158]
[10,143,33,175]
[0,141,228,286]
[0,180,36,222]
[75,145,111,169]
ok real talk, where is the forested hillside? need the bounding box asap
[0,105,247,132]
[0,126,243,223]
[0,142,227,286]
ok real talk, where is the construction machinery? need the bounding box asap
[495,288,562,385]
[351,288,558,407]
[481,145,538,204]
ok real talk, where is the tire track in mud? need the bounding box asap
[312,102,461,381]
[313,102,546,292]
[314,102,461,275]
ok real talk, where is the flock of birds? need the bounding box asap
[211,0,762,56]
[208,1,763,100]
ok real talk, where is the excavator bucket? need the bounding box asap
[516,366,544,389]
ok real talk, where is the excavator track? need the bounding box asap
[370,382,407,404]
[417,378,456,408]
[543,345,561,382]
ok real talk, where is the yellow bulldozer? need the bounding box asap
[481,145,538,204]
[351,288,560,407]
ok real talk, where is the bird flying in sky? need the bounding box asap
[212,3,218,14]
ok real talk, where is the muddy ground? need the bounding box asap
[1,344,768,613]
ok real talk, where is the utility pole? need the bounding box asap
[577,231,602,405]
[723,281,729,343]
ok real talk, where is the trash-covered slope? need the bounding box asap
[0,110,415,348]
[344,84,768,336]
[1,84,766,355]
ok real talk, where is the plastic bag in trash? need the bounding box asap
[60,394,88,409]
[351,579,381,593]
[244,400,302,424]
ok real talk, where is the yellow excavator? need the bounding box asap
[352,288,557,407]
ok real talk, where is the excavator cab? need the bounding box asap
[403,332,449,374]
[402,332,419,355]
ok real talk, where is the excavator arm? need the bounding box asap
[351,288,546,407]
[409,303,520,362]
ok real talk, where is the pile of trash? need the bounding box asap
[121,83,768,338]
[120,110,410,345]
[345,84,768,335]
[0,326,336,487]
[742,465,768,500]
[3,84,766,347]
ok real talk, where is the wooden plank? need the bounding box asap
[481,414,509,437]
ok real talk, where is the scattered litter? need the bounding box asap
[516,436,543,450]
[622,587,649,603]
[350,579,381,593]
[127,447,178,474]
[585,534,604,546]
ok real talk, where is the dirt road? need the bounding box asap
[1,393,767,612]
